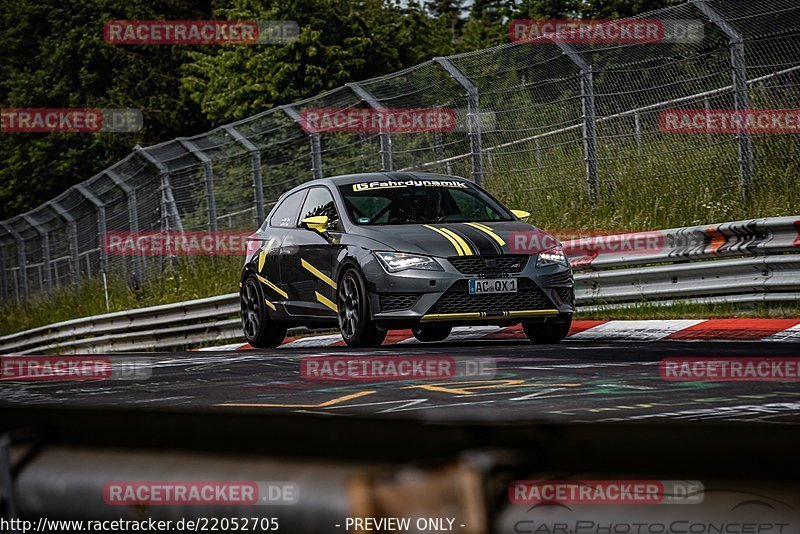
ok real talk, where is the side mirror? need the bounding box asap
[300,215,329,233]
[511,209,531,220]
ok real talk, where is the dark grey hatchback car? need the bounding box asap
[240,172,574,348]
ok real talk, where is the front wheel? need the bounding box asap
[522,315,573,344]
[411,326,452,342]
[241,274,287,348]
[337,268,386,348]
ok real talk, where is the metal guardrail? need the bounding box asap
[567,215,800,307]
[0,294,239,354]
[0,216,797,354]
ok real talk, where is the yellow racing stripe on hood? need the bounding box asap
[424,224,465,256]
[465,222,506,247]
[439,227,474,256]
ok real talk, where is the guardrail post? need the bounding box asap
[50,200,81,290]
[178,139,218,231]
[76,185,108,276]
[282,105,324,180]
[105,170,144,284]
[223,125,265,226]
[434,57,484,185]
[135,147,185,232]
[0,222,27,303]
[22,214,52,295]
[347,82,393,172]
[692,0,755,203]
[552,40,601,201]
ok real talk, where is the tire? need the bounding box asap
[411,326,452,342]
[241,274,287,348]
[522,315,573,344]
[337,268,387,348]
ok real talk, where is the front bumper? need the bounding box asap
[361,253,575,328]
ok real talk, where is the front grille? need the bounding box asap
[448,255,528,275]
[555,286,574,304]
[430,279,553,314]
[379,293,421,312]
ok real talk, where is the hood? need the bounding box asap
[355,220,559,257]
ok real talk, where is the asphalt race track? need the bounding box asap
[2,339,799,424]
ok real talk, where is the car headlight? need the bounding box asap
[374,252,443,273]
[536,245,569,267]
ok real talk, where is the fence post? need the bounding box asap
[434,57,484,186]
[692,0,755,202]
[0,241,7,305]
[76,185,108,276]
[178,139,218,231]
[135,147,185,232]
[223,125,265,226]
[347,82,393,172]
[634,113,643,155]
[281,105,324,180]
[552,40,600,201]
[50,200,81,290]
[22,214,52,295]
[1,222,27,303]
[106,170,144,284]
[434,131,445,171]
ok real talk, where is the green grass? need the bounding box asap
[0,257,242,336]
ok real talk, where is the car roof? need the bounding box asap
[281,172,472,196]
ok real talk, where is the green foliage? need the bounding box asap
[0,0,214,220]
[0,0,684,220]
[181,0,455,122]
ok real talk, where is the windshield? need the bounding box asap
[338,180,513,225]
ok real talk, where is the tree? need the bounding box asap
[0,0,214,220]
[181,0,455,122]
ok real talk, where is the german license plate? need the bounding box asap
[468,278,517,295]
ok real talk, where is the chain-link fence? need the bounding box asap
[1,0,799,307]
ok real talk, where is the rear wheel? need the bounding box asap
[522,314,573,344]
[337,268,386,348]
[411,326,452,342]
[241,274,287,348]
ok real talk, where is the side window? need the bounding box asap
[269,190,306,228]
[299,187,340,230]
